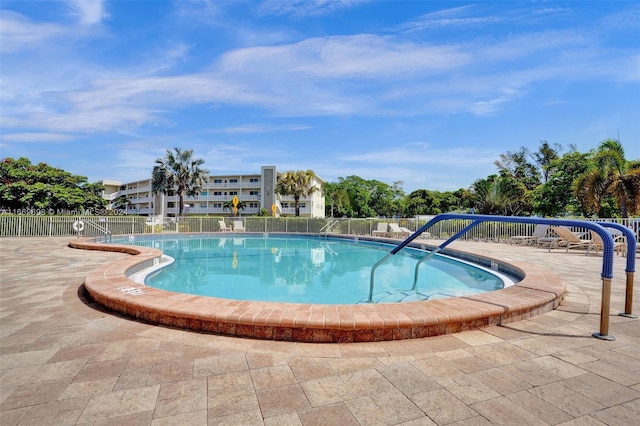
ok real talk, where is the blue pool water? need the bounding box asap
[117,235,508,304]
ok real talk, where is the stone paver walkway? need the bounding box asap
[1,237,638,425]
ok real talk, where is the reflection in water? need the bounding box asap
[124,236,509,304]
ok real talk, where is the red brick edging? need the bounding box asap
[71,238,566,342]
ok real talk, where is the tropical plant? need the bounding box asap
[151,147,208,217]
[573,139,640,218]
[222,198,247,217]
[275,170,319,216]
[471,174,530,216]
[111,194,132,211]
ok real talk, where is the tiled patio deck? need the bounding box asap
[1,237,638,425]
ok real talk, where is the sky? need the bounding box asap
[1,0,639,194]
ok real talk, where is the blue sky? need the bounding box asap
[1,1,639,193]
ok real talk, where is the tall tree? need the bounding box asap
[368,180,400,218]
[574,139,640,218]
[533,141,562,183]
[0,157,106,212]
[275,170,319,216]
[330,176,377,218]
[494,147,541,191]
[532,146,589,217]
[151,148,208,217]
[324,182,350,218]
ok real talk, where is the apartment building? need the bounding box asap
[101,166,325,218]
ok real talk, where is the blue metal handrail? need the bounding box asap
[369,213,637,340]
[597,222,637,319]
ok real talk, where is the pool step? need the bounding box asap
[359,290,432,303]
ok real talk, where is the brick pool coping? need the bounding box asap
[70,237,567,343]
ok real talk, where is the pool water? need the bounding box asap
[119,235,507,304]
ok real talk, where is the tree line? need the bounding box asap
[2,139,638,218]
[324,139,640,219]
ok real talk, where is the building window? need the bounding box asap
[229,179,238,183]
[213,203,222,208]
[249,178,259,183]
[168,202,176,208]
[249,202,259,209]
[213,191,222,196]
[249,191,259,196]
[213,179,222,184]
[200,191,208,196]
[299,203,306,208]
[229,191,238,195]
[281,203,289,208]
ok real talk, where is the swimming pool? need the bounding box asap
[117,234,511,304]
[75,234,565,342]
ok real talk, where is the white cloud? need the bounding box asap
[0,132,74,143]
[0,11,64,53]
[220,124,311,134]
[67,0,108,26]
[257,0,364,17]
[395,5,503,33]
[342,144,498,167]
[217,34,469,79]
[2,5,637,141]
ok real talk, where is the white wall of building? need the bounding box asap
[105,166,325,218]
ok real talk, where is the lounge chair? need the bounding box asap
[400,226,416,237]
[589,230,626,256]
[372,223,389,237]
[233,220,245,232]
[388,223,411,239]
[218,220,231,232]
[550,226,592,253]
[509,224,549,245]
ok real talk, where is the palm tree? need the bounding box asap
[152,147,208,217]
[275,170,319,217]
[222,199,246,217]
[574,139,640,218]
[471,175,529,216]
[111,194,132,212]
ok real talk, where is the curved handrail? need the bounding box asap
[597,222,637,319]
[369,213,635,340]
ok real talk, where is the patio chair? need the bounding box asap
[589,230,626,256]
[388,223,411,239]
[509,224,549,245]
[218,220,231,232]
[550,226,592,253]
[400,226,415,237]
[233,220,245,232]
[372,223,389,237]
